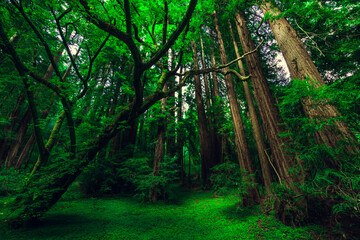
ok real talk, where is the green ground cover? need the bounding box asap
[0,191,324,239]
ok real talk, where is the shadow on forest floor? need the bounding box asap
[0,191,325,240]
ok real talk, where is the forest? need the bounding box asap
[0,0,359,239]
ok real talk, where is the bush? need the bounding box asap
[118,157,178,202]
[0,168,28,196]
[210,162,257,202]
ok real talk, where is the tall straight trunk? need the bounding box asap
[165,87,176,158]
[149,82,167,202]
[191,39,214,186]
[234,11,303,187]
[3,45,64,167]
[165,53,176,158]
[229,20,272,194]
[200,36,212,110]
[0,93,26,163]
[260,2,359,166]
[177,72,184,184]
[200,36,221,166]
[15,49,74,169]
[4,109,32,168]
[213,10,259,204]
[210,43,221,100]
[235,10,308,225]
[209,42,229,163]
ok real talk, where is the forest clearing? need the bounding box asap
[1,190,324,239]
[0,0,359,239]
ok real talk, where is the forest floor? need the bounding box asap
[0,189,325,239]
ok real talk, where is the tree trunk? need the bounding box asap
[260,2,359,166]
[149,82,167,202]
[200,36,212,110]
[200,36,222,166]
[0,93,26,164]
[4,108,32,168]
[235,10,307,225]
[165,78,176,159]
[177,72,184,184]
[3,45,64,168]
[22,49,78,172]
[209,42,229,163]
[234,10,303,186]
[191,40,215,186]
[214,10,259,204]
[229,19,272,195]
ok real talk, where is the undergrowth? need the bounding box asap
[0,190,324,239]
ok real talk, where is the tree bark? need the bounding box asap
[234,10,303,186]
[209,42,229,163]
[214,10,259,204]
[149,81,167,202]
[229,19,272,195]
[260,2,359,166]
[235,10,308,225]
[191,39,215,186]
[3,45,64,168]
[177,72,184,184]
[200,36,221,166]
[0,93,26,164]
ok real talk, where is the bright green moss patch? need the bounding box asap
[0,192,324,239]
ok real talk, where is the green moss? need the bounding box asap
[0,192,324,239]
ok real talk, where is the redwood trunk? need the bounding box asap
[0,93,26,163]
[209,42,228,163]
[149,83,167,202]
[214,10,259,204]
[191,40,214,186]
[229,19,272,194]
[235,11,303,186]
[3,45,64,167]
[260,2,359,165]
[177,73,184,184]
[200,36,221,166]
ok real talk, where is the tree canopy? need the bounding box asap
[1,0,359,238]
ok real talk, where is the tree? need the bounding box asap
[190,39,214,186]
[213,10,259,204]
[260,1,359,168]
[228,19,272,195]
[0,0,198,225]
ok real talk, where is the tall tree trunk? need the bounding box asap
[234,11,303,186]
[229,19,272,195]
[3,45,64,168]
[15,50,74,169]
[165,53,176,158]
[0,93,26,164]
[235,10,307,224]
[177,71,184,184]
[200,36,212,110]
[209,42,229,163]
[260,2,359,167]
[200,36,221,166]
[191,39,215,186]
[149,82,167,202]
[213,10,259,204]
[4,108,32,168]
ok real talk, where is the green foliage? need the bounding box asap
[210,162,257,202]
[118,157,178,202]
[0,169,28,196]
[278,78,360,226]
[0,191,323,239]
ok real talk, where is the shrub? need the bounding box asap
[210,162,257,202]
